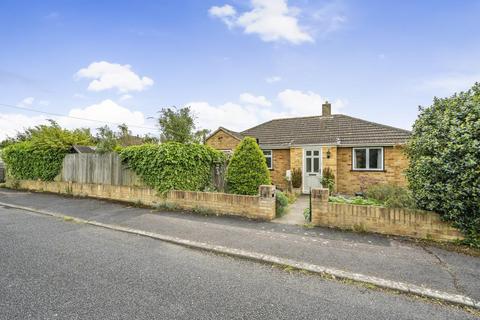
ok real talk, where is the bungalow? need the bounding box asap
[205,102,411,195]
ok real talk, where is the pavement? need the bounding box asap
[273,194,309,225]
[0,189,479,307]
[1,205,478,319]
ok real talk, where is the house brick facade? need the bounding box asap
[205,129,241,150]
[206,103,411,194]
[336,146,408,194]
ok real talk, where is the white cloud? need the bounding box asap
[209,5,237,27]
[17,97,50,107]
[0,99,152,141]
[119,94,133,101]
[209,4,236,17]
[210,0,313,44]
[187,89,346,131]
[0,113,48,140]
[189,101,261,132]
[75,61,154,93]
[239,93,272,106]
[278,89,346,115]
[73,93,87,99]
[65,99,146,131]
[421,73,480,95]
[311,2,347,37]
[18,97,34,107]
[266,76,282,83]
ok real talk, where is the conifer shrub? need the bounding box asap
[225,137,271,195]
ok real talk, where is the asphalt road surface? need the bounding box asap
[0,206,476,319]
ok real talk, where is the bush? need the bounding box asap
[321,167,335,193]
[285,192,298,204]
[120,142,225,193]
[303,207,311,222]
[406,83,480,245]
[291,168,302,188]
[276,190,289,217]
[366,184,416,209]
[329,196,383,206]
[226,137,271,195]
[2,122,93,181]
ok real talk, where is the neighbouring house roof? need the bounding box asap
[206,126,244,142]
[71,145,96,153]
[216,114,411,148]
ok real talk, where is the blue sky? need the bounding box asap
[1,0,479,139]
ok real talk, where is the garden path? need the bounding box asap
[273,194,309,225]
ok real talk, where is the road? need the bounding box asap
[0,206,476,319]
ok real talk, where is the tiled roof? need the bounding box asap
[239,114,411,147]
[220,127,244,140]
[71,145,96,153]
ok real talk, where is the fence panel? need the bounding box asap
[59,153,143,186]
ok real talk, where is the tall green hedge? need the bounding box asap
[2,122,93,181]
[406,83,480,246]
[226,137,271,195]
[119,142,225,193]
[2,141,67,181]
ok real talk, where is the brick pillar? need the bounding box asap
[311,188,329,225]
[258,185,276,220]
[259,185,276,198]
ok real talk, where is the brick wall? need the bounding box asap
[310,188,463,241]
[205,130,241,150]
[289,147,303,171]
[270,149,290,190]
[11,180,277,221]
[322,146,337,192]
[336,145,409,194]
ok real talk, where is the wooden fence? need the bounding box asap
[58,153,144,186]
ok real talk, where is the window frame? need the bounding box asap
[352,147,384,171]
[262,149,273,170]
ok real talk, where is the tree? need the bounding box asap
[158,107,196,143]
[405,83,480,245]
[157,106,211,144]
[194,128,211,144]
[226,137,271,195]
[95,124,155,153]
[95,125,118,153]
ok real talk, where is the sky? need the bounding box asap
[1,0,479,140]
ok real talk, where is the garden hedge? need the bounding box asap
[119,142,225,193]
[2,141,67,181]
[406,83,480,246]
[2,123,93,181]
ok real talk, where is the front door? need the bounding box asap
[303,147,322,193]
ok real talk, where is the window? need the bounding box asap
[263,150,273,169]
[305,149,321,173]
[353,147,383,170]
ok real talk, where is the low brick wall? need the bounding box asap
[10,180,276,221]
[310,188,463,241]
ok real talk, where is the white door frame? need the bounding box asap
[302,146,323,194]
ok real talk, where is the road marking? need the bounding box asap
[0,200,479,310]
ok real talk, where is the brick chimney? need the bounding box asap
[322,101,331,116]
